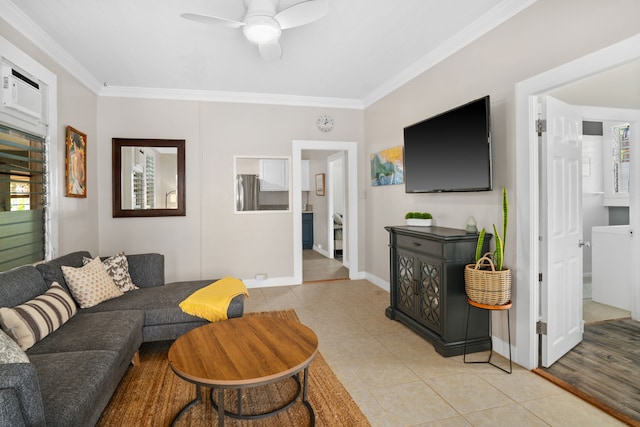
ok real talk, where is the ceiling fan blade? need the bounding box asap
[259,40,283,61]
[274,0,328,30]
[180,13,245,29]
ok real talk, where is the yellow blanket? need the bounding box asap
[179,277,249,322]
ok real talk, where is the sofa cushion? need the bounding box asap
[82,280,220,325]
[35,251,92,294]
[29,350,123,427]
[0,329,29,363]
[125,253,164,288]
[62,257,123,309]
[0,282,77,351]
[0,266,48,308]
[84,252,139,292]
[26,310,143,359]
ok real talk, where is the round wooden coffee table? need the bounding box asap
[168,316,318,426]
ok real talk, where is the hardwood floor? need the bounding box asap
[535,318,640,426]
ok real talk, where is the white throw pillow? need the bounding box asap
[62,257,123,308]
[83,252,138,292]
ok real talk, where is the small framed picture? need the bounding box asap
[315,173,325,196]
[65,126,87,198]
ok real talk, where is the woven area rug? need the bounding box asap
[97,310,370,426]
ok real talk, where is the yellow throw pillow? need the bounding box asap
[179,277,248,322]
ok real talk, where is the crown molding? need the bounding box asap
[0,0,103,94]
[362,0,539,108]
[99,86,364,109]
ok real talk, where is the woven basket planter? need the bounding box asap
[464,254,511,306]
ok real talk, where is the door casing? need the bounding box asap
[292,140,360,284]
[515,34,640,370]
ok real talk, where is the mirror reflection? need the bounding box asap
[235,156,290,212]
[112,138,185,217]
[120,146,178,209]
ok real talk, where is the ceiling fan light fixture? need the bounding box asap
[243,17,281,44]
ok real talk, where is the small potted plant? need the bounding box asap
[405,212,433,227]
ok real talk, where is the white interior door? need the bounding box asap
[540,96,584,367]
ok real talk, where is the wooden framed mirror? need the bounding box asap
[112,138,185,217]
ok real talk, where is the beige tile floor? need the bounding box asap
[583,299,631,324]
[303,249,349,282]
[582,276,631,324]
[244,279,626,427]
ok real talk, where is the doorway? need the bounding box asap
[573,109,636,325]
[301,150,349,282]
[291,140,359,285]
[537,95,638,367]
[515,34,640,370]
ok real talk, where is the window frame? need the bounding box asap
[0,35,58,266]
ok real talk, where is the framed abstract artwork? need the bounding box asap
[65,126,87,197]
[370,145,404,186]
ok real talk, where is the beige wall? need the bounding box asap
[3,0,640,293]
[0,18,100,257]
[363,0,640,286]
[98,98,363,282]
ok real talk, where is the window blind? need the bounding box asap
[0,124,46,272]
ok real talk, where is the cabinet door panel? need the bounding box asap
[396,251,416,317]
[259,159,288,191]
[302,213,314,249]
[417,258,442,333]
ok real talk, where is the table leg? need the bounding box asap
[302,367,315,427]
[217,388,225,427]
[171,385,202,426]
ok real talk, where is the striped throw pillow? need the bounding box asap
[0,282,77,351]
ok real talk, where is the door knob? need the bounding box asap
[578,240,591,248]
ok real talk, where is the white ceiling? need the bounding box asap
[549,59,640,110]
[3,0,538,107]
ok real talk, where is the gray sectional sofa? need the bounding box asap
[0,251,244,427]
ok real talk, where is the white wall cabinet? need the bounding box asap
[259,159,288,191]
[301,160,310,191]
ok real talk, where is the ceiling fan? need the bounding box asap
[181,0,328,61]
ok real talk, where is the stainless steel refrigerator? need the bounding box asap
[236,174,259,211]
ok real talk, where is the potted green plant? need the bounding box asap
[405,212,433,227]
[464,188,511,305]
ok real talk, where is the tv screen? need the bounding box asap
[403,95,492,193]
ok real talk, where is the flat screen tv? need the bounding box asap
[403,95,492,193]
